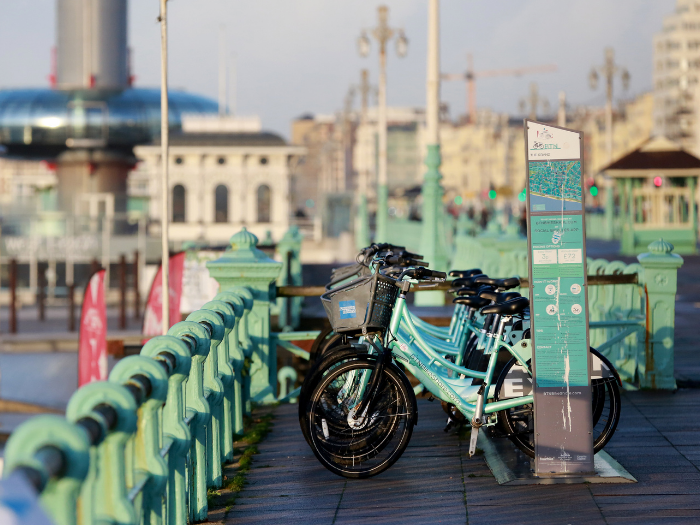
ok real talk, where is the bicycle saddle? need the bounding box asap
[454,288,477,296]
[448,268,482,279]
[452,274,487,288]
[473,276,520,290]
[479,291,521,303]
[480,297,529,315]
[452,296,490,308]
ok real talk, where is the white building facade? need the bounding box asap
[653,0,700,153]
[132,123,305,244]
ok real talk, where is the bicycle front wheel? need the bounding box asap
[307,358,416,478]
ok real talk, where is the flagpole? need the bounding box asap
[159,0,170,333]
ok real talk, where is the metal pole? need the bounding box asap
[286,250,293,328]
[376,31,389,242]
[219,25,227,115]
[159,0,171,333]
[356,69,371,249]
[38,263,45,322]
[417,0,445,307]
[467,53,475,123]
[603,48,615,163]
[9,259,17,334]
[558,91,566,127]
[119,254,127,330]
[133,249,140,320]
[68,282,75,332]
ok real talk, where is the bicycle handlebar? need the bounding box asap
[385,255,428,267]
[401,267,446,281]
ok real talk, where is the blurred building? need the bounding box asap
[438,110,524,205]
[653,0,700,153]
[290,114,346,218]
[0,0,219,217]
[133,116,305,244]
[353,107,426,194]
[577,93,654,177]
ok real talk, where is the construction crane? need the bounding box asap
[442,53,558,123]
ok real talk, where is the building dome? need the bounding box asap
[0,87,218,157]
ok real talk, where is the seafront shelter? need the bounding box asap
[602,136,700,255]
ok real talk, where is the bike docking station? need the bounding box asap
[478,120,636,485]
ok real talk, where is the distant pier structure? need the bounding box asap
[0,0,219,215]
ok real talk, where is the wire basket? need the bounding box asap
[321,271,398,334]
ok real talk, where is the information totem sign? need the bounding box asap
[524,120,594,476]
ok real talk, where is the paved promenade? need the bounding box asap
[211,389,700,525]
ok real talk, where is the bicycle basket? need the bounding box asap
[321,271,398,334]
[327,263,372,291]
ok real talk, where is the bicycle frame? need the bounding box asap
[387,294,533,422]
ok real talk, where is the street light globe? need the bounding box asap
[396,30,408,57]
[589,69,598,90]
[621,69,630,91]
[357,31,371,57]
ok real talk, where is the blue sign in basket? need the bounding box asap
[338,300,357,319]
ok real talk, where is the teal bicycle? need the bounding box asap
[304,263,621,478]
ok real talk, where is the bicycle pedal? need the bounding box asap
[468,426,479,457]
[427,396,435,402]
[443,417,455,433]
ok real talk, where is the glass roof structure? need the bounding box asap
[0,87,218,155]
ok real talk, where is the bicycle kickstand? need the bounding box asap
[469,384,486,457]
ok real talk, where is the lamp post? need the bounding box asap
[355,69,373,250]
[357,6,408,242]
[416,0,446,306]
[159,0,170,332]
[590,47,629,240]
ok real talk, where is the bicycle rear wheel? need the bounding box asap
[494,348,621,458]
[307,358,416,478]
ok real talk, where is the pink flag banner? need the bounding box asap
[142,252,186,337]
[78,269,107,387]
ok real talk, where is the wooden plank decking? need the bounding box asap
[209,389,700,524]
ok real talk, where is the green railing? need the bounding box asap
[2,229,685,524]
[2,228,304,525]
[451,232,683,390]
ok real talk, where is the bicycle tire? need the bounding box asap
[306,357,417,478]
[309,325,343,362]
[494,348,622,458]
[298,345,368,447]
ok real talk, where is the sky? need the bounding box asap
[0,1,677,139]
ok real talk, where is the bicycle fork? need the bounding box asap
[351,336,391,422]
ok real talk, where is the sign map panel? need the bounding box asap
[525,120,594,476]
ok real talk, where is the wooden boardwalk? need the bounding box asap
[210,389,700,525]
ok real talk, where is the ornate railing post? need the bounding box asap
[203,300,237,463]
[109,356,169,524]
[215,291,249,434]
[141,336,192,525]
[166,321,211,522]
[184,310,226,490]
[66,382,138,524]
[637,239,684,389]
[3,417,90,525]
[276,226,304,330]
[208,228,283,403]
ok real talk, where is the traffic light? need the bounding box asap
[590,185,598,196]
[654,176,663,187]
[488,190,497,200]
